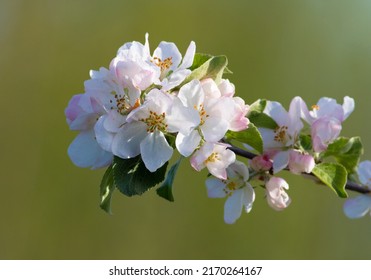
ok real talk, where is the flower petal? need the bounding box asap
[178,79,204,108]
[342,96,355,121]
[224,189,244,224]
[343,195,371,219]
[94,116,114,152]
[140,131,173,172]
[264,101,288,127]
[242,184,255,213]
[202,117,229,142]
[205,178,227,198]
[273,151,290,173]
[153,42,182,71]
[179,41,196,70]
[68,130,112,169]
[176,130,201,157]
[112,122,147,158]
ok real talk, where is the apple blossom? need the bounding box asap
[206,161,255,224]
[190,142,236,180]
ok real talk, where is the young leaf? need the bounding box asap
[299,134,312,151]
[99,164,116,214]
[183,55,228,85]
[225,123,263,154]
[321,137,363,174]
[156,157,182,202]
[189,53,213,71]
[312,163,348,198]
[247,99,277,129]
[113,156,168,197]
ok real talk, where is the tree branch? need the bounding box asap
[226,143,370,195]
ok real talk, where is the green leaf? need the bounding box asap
[312,163,348,198]
[247,99,277,129]
[225,123,263,154]
[299,134,312,151]
[156,157,182,202]
[321,137,363,174]
[184,55,228,85]
[99,164,116,214]
[113,156,168,197]
[189,53,212,71]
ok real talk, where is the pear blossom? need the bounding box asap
[206,161,255,224]
[190,142,236,180]
[258,97,304,173]
[65,94,112,169]
[265,177,291,211]
[343,161,371,219]
[299,96,355,152]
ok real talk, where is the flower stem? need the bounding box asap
[226,142,370,195]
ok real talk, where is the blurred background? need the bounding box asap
[1,0,370,259]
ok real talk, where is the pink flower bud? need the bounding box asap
[265,177,291,211]
[251,155,273,171]
[288,151,315,174]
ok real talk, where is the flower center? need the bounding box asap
[194,104,209,125]
[274,125,288,143]
[205,152,220,164]
[109,93,141,115]
[311,104,320,110]
[152,56,173,72]
[140,111,168,133]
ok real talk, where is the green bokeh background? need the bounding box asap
[1,0,370,259]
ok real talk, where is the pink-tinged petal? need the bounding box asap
[287,97,304,135]
[65,94,83,124]
[207,148,236,180]
[190,143,214,171]
[358,161,371,188]
[103,110,126,133]
[293,96,313,124]
[273,151,290,174]
[242,184,255,213]
[342,96,355,120]
[140,131,173,172]
[224,189,244,224]
[228,97,250,131]
[201,78,221,99]
[314,97,344,121]
[288,150,315,174]
[167,98,200,134]
[153,42,182,71]
[112,122,147,158]
[178,80,204,108]
[264,101,289,127]
[343,195,371,219]
[202,117,229,142]
[179,41,196,70]
[250,155,273,172]
[68,130,112,169]
[205,178,227,198]
[311,117,342,152]
[218,79,235,97]
[176,130,201,157]
[94,116,114,152]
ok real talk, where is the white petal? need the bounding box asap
[103,110,126,133]
[201,78,221,99]
[140,131,173,172]
[259,128,283,149]
[205,178,227,198]
[242,184,255,213]
[112,122,147,158]
[224,189,244,224]
[202,117,229,142]
[358,161,371,188]
[343,195,371,219]
[94,116,114,152]
[273,151,290,173]
[68,130,112,169]
[153,42,182,71]
[167,98,200,134]
[176,130,201,157]
[264,101,288,127]
[342,96,355,120]
[161,69,191,91]
[178,80,204,108]
[179,41,196,70]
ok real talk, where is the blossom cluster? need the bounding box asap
[66,34,370,224]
